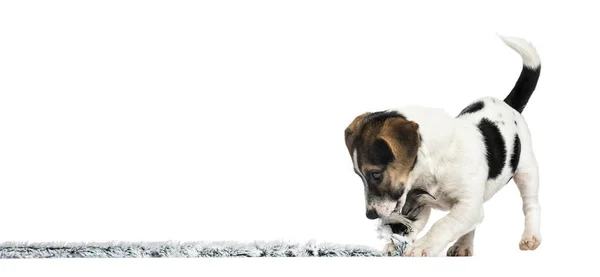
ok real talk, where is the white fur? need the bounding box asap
[499,35,541,69]
[376,37,542,257]
[353,149,372,212]
[352,149,367,184]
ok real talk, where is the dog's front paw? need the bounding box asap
[382,242,399,256]
[447,243,473,257]
[402,245,429,257]
[519,232,541,251]
[402,239,443,257]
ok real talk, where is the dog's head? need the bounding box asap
[344,110,420,220]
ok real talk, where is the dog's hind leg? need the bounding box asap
[514,151,542,251]
[447,230,475,256]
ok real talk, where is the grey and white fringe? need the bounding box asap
[0,240,406,259]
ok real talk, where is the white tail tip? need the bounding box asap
[498,35,541,69]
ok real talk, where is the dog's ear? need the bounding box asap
[344,112,370,154]
[380,117,420,161]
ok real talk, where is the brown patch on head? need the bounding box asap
[344,110,421,219]
[344,112,369,155]
[378,117,420,186]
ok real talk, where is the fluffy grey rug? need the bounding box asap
[0,240,406,259]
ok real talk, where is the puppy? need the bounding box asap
[344,36,542,257]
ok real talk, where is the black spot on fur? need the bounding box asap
[363,110,406,124]
[389,223,408,235]
[368,139,395,165]
[510,134,521,173]
[477,118,507,180]
[457,101,485,117]
[514,120,518,126]
[401,188,432,221]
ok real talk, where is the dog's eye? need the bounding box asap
[370,171,382,181]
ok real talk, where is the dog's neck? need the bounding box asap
[393,105,459,194]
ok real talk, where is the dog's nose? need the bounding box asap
[366,209,379,220]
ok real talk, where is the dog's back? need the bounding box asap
[454,36,541,201]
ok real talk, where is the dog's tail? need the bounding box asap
[499,35,541,113]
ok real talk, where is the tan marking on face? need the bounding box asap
[345,112,421,218]
[360,117,420,194]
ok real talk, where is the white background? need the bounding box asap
[1,0,598,275]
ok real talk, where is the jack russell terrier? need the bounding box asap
[344,36,541,257]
